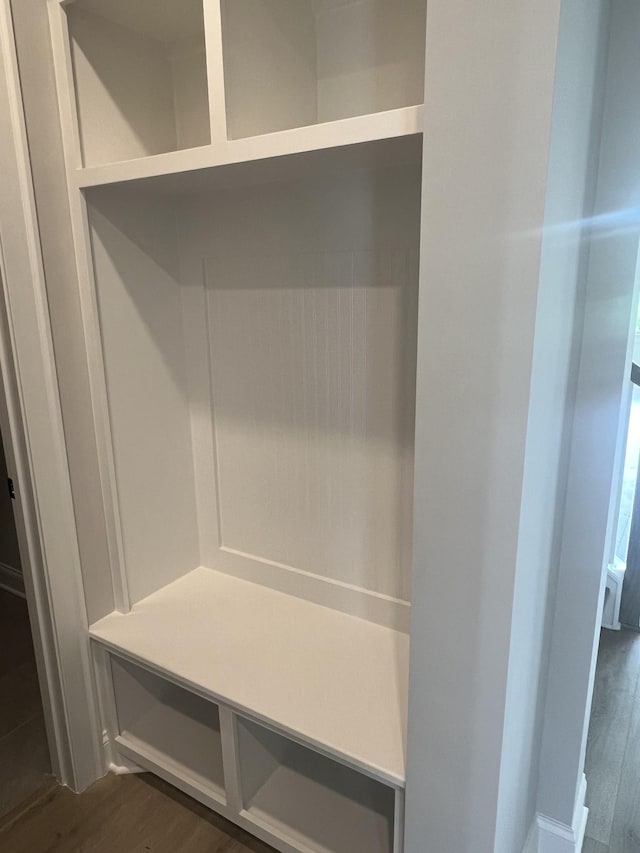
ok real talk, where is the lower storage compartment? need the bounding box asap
[102,648,403,852]
[237,717,396,853]
[110,655,225,801]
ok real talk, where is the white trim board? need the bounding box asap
[0,0,102,790]
[524,776,588,853]
[0,560,24,597]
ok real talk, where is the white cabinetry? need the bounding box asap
[48,1,426,850]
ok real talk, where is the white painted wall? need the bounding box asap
[537,0,640,828]
[405,1,565,850]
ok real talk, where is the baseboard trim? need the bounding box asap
[109,758,144,775]
[0,561,24,597]
[524,775,588,853]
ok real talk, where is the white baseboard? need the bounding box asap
[109,758,144,775]
[524,775,588,853]
[0,560,24,597]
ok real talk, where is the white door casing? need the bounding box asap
[0,0,103,791]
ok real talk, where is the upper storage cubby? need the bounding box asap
[63,0,210,166]
[220,0,427,139]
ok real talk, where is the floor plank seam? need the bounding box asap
[0,709,43,749]
[607,646,640,848]
[586,630,640,852]
[0,778,56,834]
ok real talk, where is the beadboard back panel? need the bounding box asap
[86,161,420,623]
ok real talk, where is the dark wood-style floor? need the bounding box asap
[0,584,276,851]
[0,589,50,820]
[584,627,640,852]
[5,610,640,852]
[0,771,275,853]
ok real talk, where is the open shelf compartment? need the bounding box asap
[82,150,420,625]
[61,0,211,166]
[220,0,427,140]
[237,716,397,853]
[110,654,226,801]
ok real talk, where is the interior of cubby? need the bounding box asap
[237,717,395,853]
[110,655,225,796]
[220,0,427,139]
[64,0,210,166]
[85,147,421,621]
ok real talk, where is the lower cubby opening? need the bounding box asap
[110,655,225,801]
[237,717,396,853]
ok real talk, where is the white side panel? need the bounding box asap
[67,7,178,165]
[87,187,199,604]
[220,0,318,139]
[315,0,426,123]
[404,0,564,850]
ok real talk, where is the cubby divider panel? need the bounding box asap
[237,717,396,853]
[64,0,211,166]
[111,656,225,797]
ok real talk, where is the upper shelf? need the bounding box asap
[73,106,423,190]
[90,567,409,787]
[50,0,426,187]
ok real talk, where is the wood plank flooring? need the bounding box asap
[584,839,610,853]
[585,627,640,851]
[8,613,640,852]
[0,590,50,819]
[0,771,275,853]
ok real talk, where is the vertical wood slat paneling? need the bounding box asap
[205,247,418,601]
